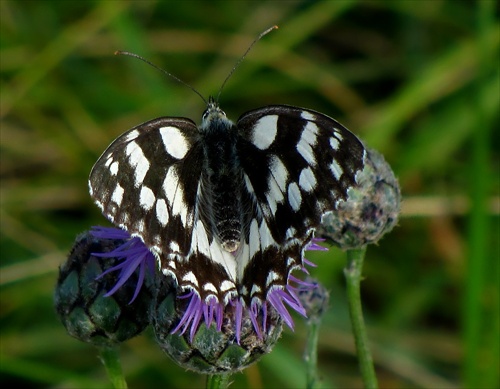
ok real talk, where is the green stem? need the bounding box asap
[344,247,378,389]
[99,347,127,389]
[305,319,320,389]
[464,2,496,388]
[206,373,231,389]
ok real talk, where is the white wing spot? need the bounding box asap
[173,185,189,226]
[163,166,179,207]
[139,186,155,210]
[111,184,124,206]
[192,220,210,258]
[250,284,261,296]
[236,242,250,281]
[220,280,236,292]
[298,167,317,192]
[162,166,188,226]
[155,198,169,226]
[329,136,340,151]
[301,111,316,121]
[297,122,319,166]
[109,161,119,176]
[203,283,218,293]
[251,115,278,150]
[269,156,288,192]
[160,126,189,159]
[287,182,302,211]
[334,130,343,141]
[259,221,276,251]
[330,159,343,180]
[248,219,260,259]
[182,271,199,287]
[170,241,180,253]
[266,271,280,287]
[135,219,145,233]
[125,141,150,187]
[190,221,237,281]
[265,156,288,214]
[266,176,284,215]
[209,240,237,281]
[124,129,140,142]
[244,173,255,195]
[285,227,296,239]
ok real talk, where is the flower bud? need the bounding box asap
[54,230,153,347]
[317,148,400,249]
[152,275,283,374]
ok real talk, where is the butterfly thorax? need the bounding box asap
[200,99,243,253]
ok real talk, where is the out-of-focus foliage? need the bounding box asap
[1,1,498,388]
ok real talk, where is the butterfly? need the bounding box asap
[89,95,365,309]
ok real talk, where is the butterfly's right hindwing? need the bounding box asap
[89,117,202,256]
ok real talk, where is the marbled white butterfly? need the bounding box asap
[88,29,365,316]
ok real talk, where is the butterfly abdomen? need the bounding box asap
[200,115,244,253]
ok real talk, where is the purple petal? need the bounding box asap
[172,293,198,335]
[302,257,317,268]
[189,298,203,342]
[215,302,223,331]
[103,252,146,297]
[233,299,243,344]
[268,292,294,329]
[249,301,262,339]
[130,257,147,303]
[90,226,131,240]
[262,302,268,332]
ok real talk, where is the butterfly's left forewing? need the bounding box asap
[89,117,203,257]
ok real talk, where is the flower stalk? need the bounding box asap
[298,277,329,389]
[305,318,320,389]
[344,247,378,389]
[206,373,231,389]
[99,346,128,389]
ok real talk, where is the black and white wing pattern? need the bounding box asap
[235,105,365,303]
[89,100,365,308]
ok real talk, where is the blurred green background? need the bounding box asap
[1,1,498,388]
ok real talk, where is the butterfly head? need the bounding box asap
[200,97,232,132]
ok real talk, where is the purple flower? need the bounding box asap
[91,226,324,343]
[90,226,156,303]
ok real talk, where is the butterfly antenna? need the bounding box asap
[115,50,207,105]
[216,25,278,103]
